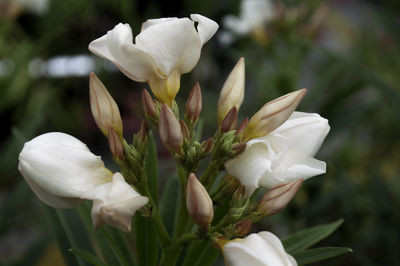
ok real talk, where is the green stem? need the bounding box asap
[140,183,170,247]
[159,243,182,266]
[199,160,223,191]
[173,166,190,238]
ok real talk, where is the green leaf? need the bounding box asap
[159,174,180,234]
[146,132,159,204]
[282,219,343,253]
[69,248,107,266]
[77,204,134,266]
[292,246,352,265]
[134,215,159,266]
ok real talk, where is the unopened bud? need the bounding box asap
[235,219,252,236]
[217,57,245,123]
[231,143,246,156]
[236,117,249,136]
[200,138,213,155]
[220,107,238,133]
[89,72,123,138]
[180,120,190,140]
[232,185,246,202]
[108,128,124,160]
[186,173,214,230]
[138,119,148,143]
[159,104,183,152]
[185,82,202,123]
[141,89,158,119]
[256,179,303,217]
[243,89,307,141]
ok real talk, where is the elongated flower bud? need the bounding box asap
[185,82,202,123]
[141,89,158,119]
[256,179,303,217]
[159,104,183,152]
[180,120,190,140]
[186,173,214,230]
[243,89,307,141]
[220,107,238,133]
[217,57,245,123]
[235,219,252,236]
[138,119,149,143]
[236,117,249,136]
[89,72,123,138]
[108,128,124,160]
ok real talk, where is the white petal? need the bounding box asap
[89,23,161,82]
[23,174,83,208]
[224,231,297,266]
[273,112,330,156]
[18,132,112,199]
[135,18,200,75]
[85,173,148,232]
[190,14,219,45]
[141,17,178,31]
[225,141,274,197]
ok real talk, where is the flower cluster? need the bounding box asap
[18,14,330,266]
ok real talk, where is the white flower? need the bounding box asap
[89,14,218,105]
[223,231,297,266]
[226,112,330,197]
[222,0,275,36]
[18,132,148,231]
[85,173,148,232]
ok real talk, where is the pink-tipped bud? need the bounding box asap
[220,107,238,133]
[217,57,245,123]
[180,120,190,140]
[200,138,213,155]
[231,143,246,156]
[235,219,252,236]
[108,128,124,160]
[186,173,214,230]
[89,72,123,138]
[141,89,157,119]
[185,82,202,123]
[236,117,249,135]
[159,104,183,152]
[243,89,307,141]
[138,119,148,142]
[256,179,303,217]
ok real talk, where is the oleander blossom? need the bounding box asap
[226,112,330,197]
[18,132,148,232]
[223,231,297,266]
[89,14,218,105]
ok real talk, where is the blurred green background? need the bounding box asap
[1,0,399,265]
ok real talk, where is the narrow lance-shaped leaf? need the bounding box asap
[69,248,107,266]
[282,219,344,253]
[292,246,352,265]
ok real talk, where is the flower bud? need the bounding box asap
[141,89,158,119]
[159,104,183,152]
[185,82,202,123]
[256,179,303,217]
[108,128,124,160]
[236,117,249,136]
[180,120,190,140]
[231,143,246,156]
[200,137,213,155]
[138,119,148,143]
[186,173,214,230]
[243,88,307,141]
[220,107,238,133]
[235,219,252,236]
[217,57,245,123]
[89,72,123,138]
